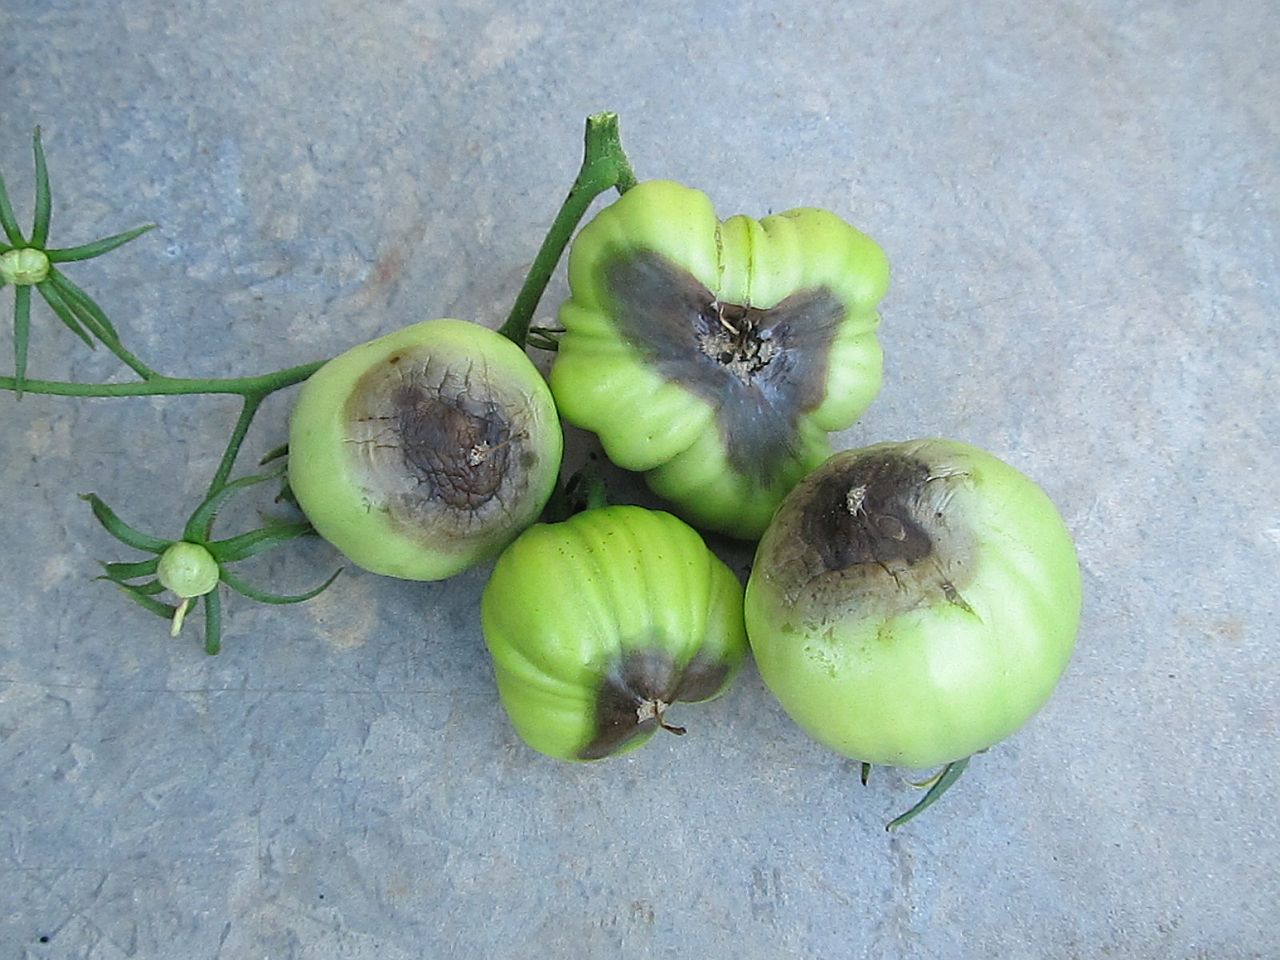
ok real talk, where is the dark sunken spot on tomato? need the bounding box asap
[343,350,535,531]
[579,648,730,759]
[602,250,845,485]
[392,387,511,511]
[801,452,934,572]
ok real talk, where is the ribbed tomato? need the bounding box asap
[482,505,748,760]
[550,180,888,539]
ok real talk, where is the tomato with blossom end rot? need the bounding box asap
[482,505,748,760]
[745,438,1081,770]
[288,319,563,581]
[550,180,889,539]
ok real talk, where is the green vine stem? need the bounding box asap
[0,361,326,399]
[497,111,637,347]
[2,112,639,652]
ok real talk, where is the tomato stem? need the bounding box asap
[199,394,265,535]
[497,112,637,349]
[640,698,687,736]
[541,458,611,522]
[0,360,326,399]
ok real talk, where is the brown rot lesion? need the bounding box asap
[390,385,514,511]
[771,445,980,621]
[341,350,538,531]
[800,452,936,574]
[600,249,846,484]
[578,648,730,759]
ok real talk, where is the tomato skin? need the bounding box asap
[481,506,748,760]
[744,439,1081,769]
[288,319,562,581]
[550,180,888,539]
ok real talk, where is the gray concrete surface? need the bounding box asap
[1,1,1276,957]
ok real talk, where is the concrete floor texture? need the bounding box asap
[1,1,1275,957]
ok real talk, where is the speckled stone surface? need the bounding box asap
[1,2,1276,958]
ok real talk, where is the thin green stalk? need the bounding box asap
[497,112,637,348]
[13,285,30,398]
[219,566,342,605]
[100,557,160,581]
[185,464,282,544]
[46,223,155,263]
[43,272,121,348]
[44,270,123,343]
[0,359,326,399]
[203,588,222,656]
[206,522,312,564]
[202,394,264,519]
[885,757,972,830]
[80,493,173,552]
[36,278,107,346]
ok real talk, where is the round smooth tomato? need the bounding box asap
[481,505,748,760]
[156,541,220,598]
[550,180,889,539]
[744,438,1081,769]
[288,318,563,581]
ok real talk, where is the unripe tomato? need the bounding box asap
[482,506,748,760]
[550,180,888,539]
[745,439,1081,769]
[157,542,220,598]
[288,319,563,581]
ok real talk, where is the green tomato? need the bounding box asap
[550,179,889,539]
[481,505,748,760]
[157,541,220,598]
[0,248,51,286]
[744,439,1081,769]
[288,318,563,581]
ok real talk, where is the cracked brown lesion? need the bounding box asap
[341,349,539,541]
[601,249,846,486]
[696,300,780,382]
[390,386,512,511]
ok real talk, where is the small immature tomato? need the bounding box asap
[288,319,563,581]
[550,180,889,539]
[0,248,51,286]
[745,439,1081,770]
[481,505,748,760]
[157,541,220,598]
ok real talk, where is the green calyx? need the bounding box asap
[157,542,221,598]
[84,470,341,654]
[2,128,158,397]
[0,248,50,285]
